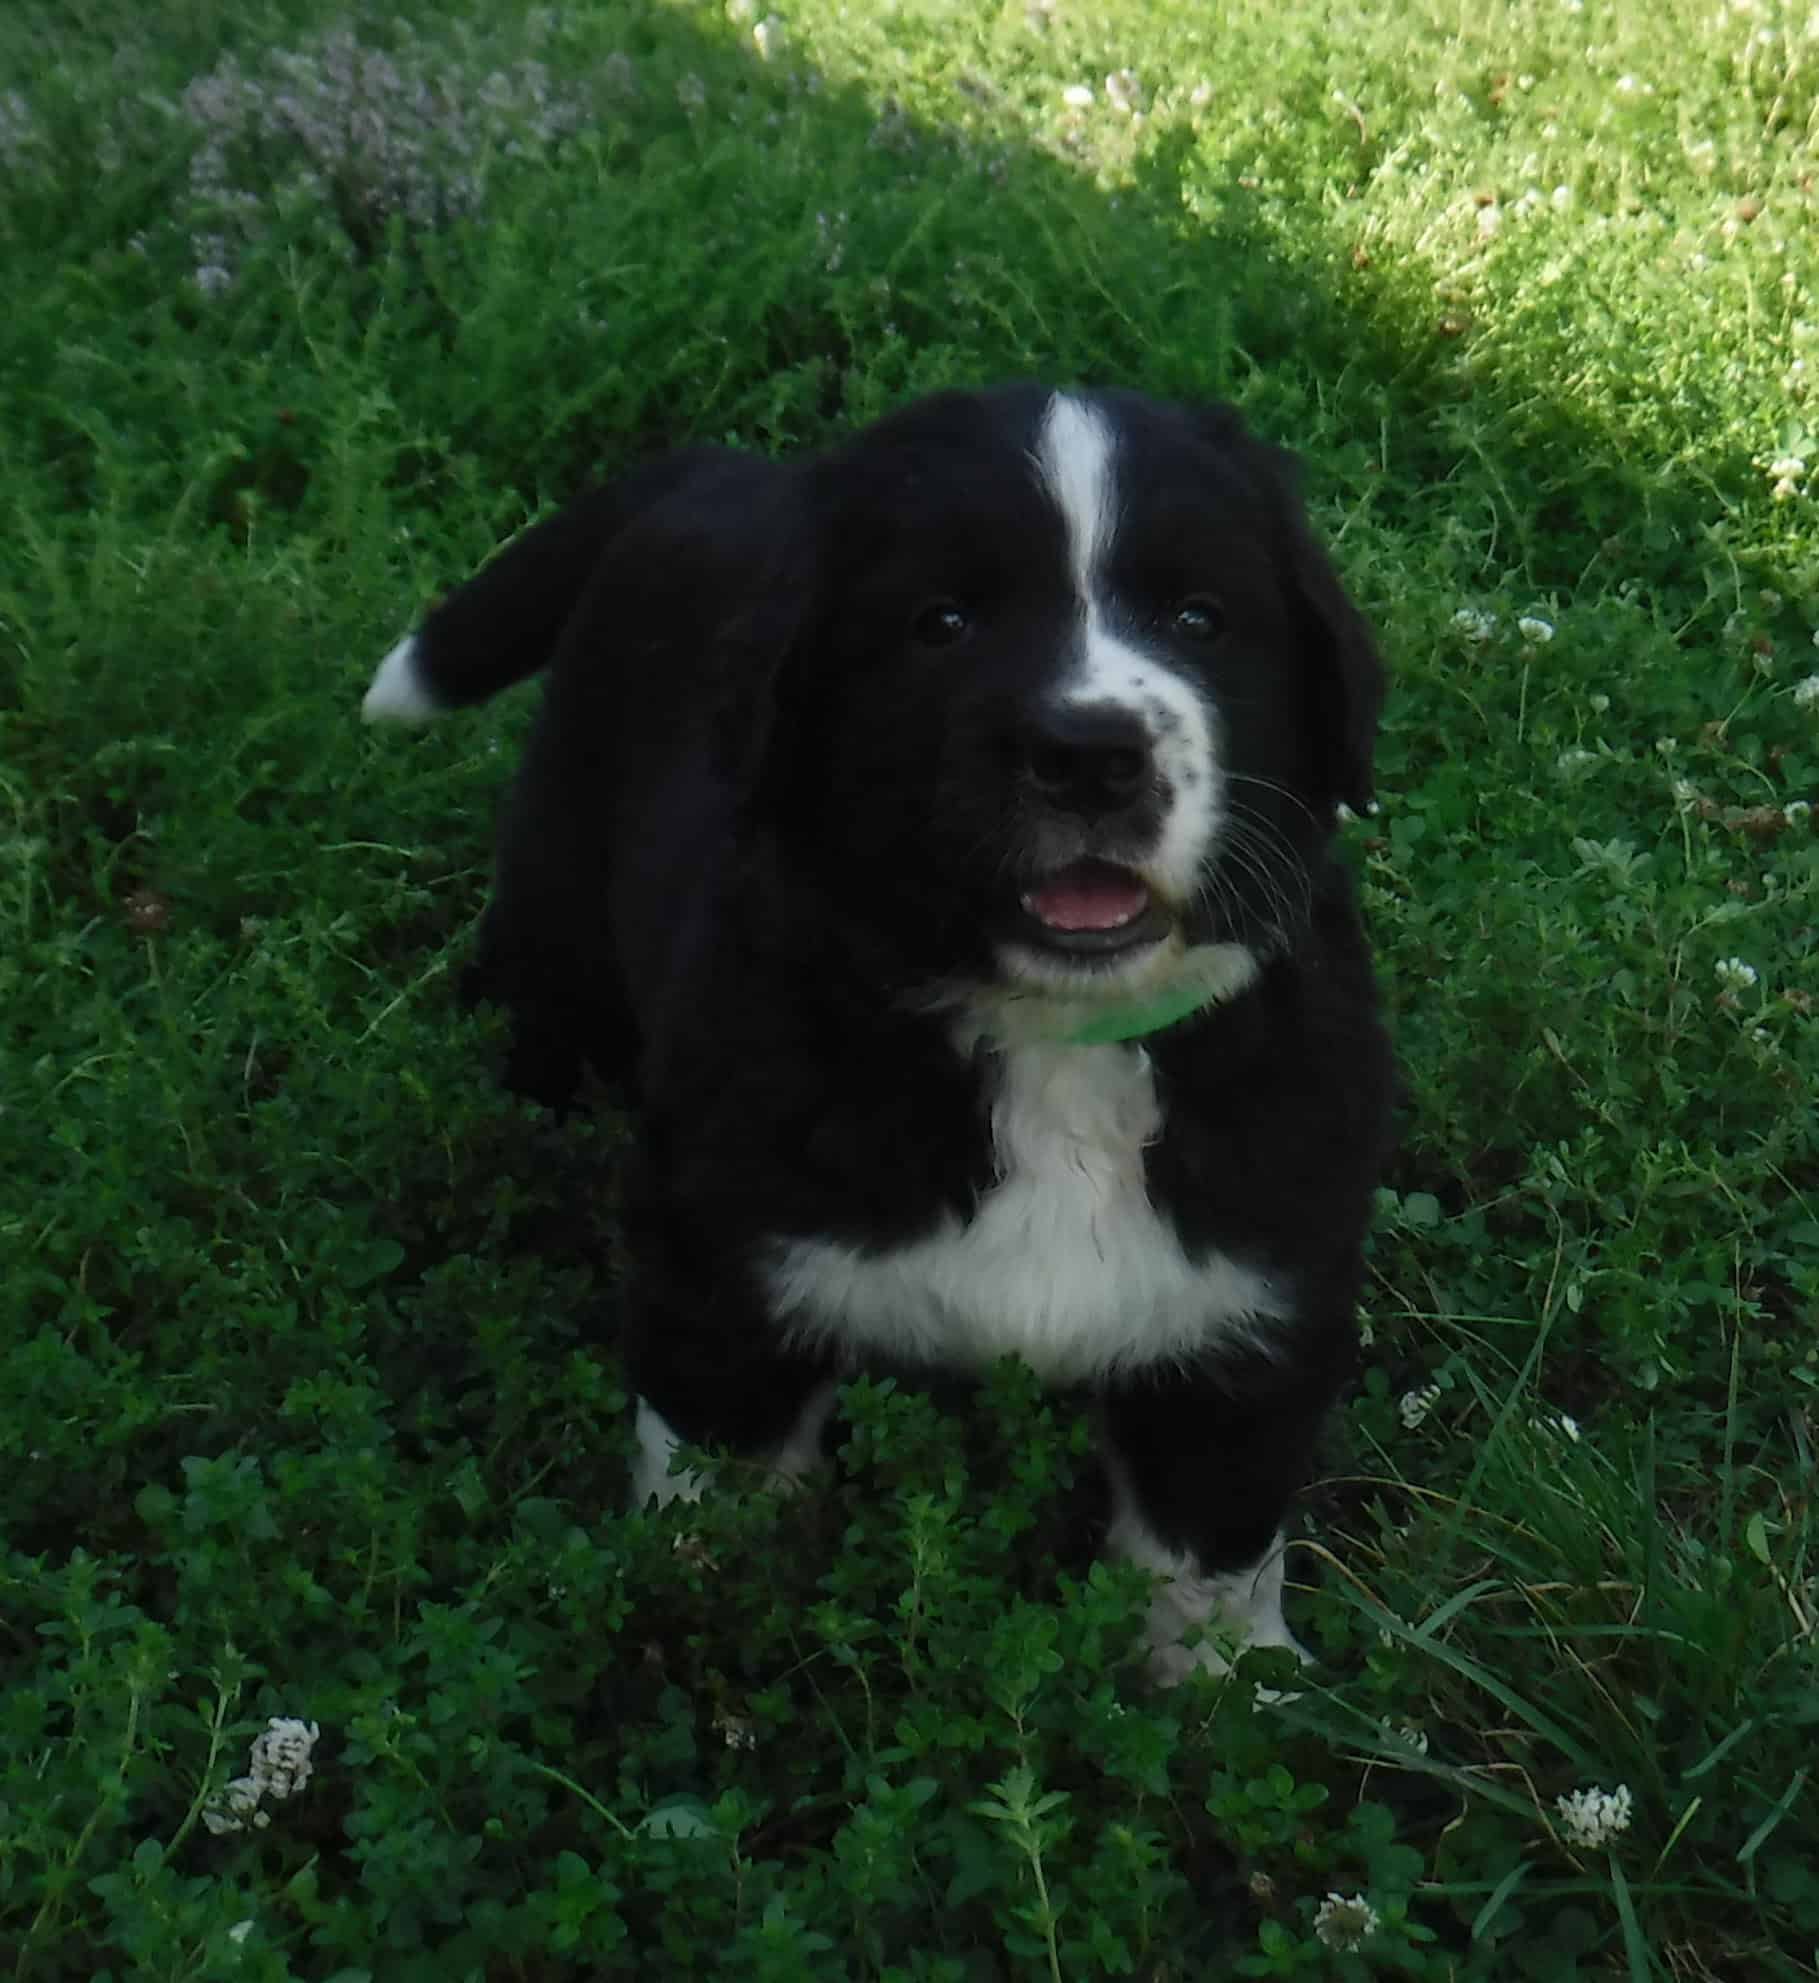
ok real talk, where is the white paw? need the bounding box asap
[630,1399,708,1508]
[1107,1507,1310,1689]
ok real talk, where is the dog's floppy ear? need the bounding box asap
[1204,408,1386,816]
[691,472,826,803]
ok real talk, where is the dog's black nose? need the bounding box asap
[1019,702,1154,817]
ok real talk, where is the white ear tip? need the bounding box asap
[362,633,439,725]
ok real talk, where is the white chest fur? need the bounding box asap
[762,1041,1284,1385]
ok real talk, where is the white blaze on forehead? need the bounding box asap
[1033,392,1222,904]
[1036,392,1118,601]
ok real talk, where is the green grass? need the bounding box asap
[2,0,1816,1974]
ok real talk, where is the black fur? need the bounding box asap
[371,383,1394,1667]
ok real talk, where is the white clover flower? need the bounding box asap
[202,1775,270,1835]
[1768,457,1808,480]
[714,1711,757,1750]
[1793,674,1819,708]
[1556,747,1598,776]
[1399,1383,1441,1429]
[1774,477,1802,501]
[228,1920,254,1946]
[1314,1892,1381,1951]
[1715,956,1759,990]
[1061,83,1094,107]
[249,1717,320,1800]
[1518,614,1555,643]
[1452,606,1497,643]
[1589,693,1610,713]
[1556,1782,1633,1848]
[1787,800,1812,825]
[1541,1411,1582,1442]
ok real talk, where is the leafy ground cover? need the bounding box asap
[2,0,1816,1974]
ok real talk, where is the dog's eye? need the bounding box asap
[1171,596,1226,641]
[911,600,972,648]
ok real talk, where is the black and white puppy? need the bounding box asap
[364,385,1393,1681]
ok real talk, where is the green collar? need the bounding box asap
[1064,981,1220,1046]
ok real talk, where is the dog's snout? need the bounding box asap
[1019,702,1154,818]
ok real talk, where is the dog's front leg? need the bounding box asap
[1098,1358,1338,1684]
[623,1233,840,1509]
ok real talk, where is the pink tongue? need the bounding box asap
[1025,869,1149,932]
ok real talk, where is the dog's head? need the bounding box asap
[722,386,1383,1026]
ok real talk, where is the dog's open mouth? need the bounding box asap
[1017,859,1171,955]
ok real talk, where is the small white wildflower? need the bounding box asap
[1452,606,1497,643]
[202,1776,269,1835]
[1399,1383,1441,1429]
[1715,956,1759,990]
[1615,73,1639,91]
[1552,184,1573,209]
[1518,614,1555,643]
[1314,1892,1381,1951]
[1061,83,1094,108]
[1541,1411,1582,1442]
[1787,799,1812,825]
[1589,693,1610,714]
[228,1920,254,1947]
[1555,1782,1633,1849]
[1383,1719,1430,1754]
[1774,477,1802,501]
[249,1717,320,1800]
[1793,674,1819,708]
[715,1711,757,1750]
[1556,747,1598,776]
